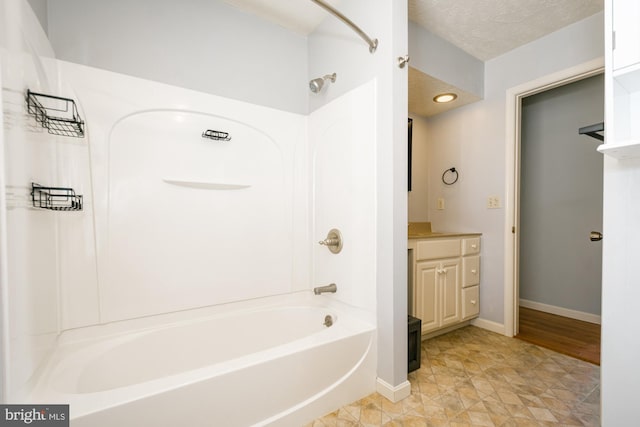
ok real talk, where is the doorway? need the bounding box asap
[504,58,604,341]
[515,74,603,364]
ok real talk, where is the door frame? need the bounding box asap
[503,57,604,337]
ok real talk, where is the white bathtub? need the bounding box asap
[28,293,376,426]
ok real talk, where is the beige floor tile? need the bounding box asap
[526,406,558,422]
[311,326,600,426]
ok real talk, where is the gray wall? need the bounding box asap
[519,74,604,315]
[27,0,47,33]
[46,0,308,114]
[408,21,484,98]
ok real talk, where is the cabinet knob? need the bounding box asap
[471,269,477,274]
[470,299,477,305]
[471,244,477,249]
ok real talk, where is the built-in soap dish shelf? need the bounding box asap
[31,183,83,211]
[26,90,85,138]
[162,178,250,190]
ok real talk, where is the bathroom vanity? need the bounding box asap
[408,223,481,337]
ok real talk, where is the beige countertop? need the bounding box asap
[408,222,481,240]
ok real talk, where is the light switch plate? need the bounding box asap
[437,197,445,210]
[487,196,501,209]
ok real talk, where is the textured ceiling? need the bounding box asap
[409,0,604,60]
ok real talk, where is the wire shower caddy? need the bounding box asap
[26,90,85,138]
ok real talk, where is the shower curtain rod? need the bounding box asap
[310,0,378,53]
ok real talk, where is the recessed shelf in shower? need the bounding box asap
[31,183,83,211]
[26,90,85,138]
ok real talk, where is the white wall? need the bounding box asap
[309,0,409,395]
[600,157,640,423]
[600,0,640,422]
[408,114,429,221]
[46,0,309,114]
[422,12,604,326]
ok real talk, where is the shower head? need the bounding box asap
[309,73,337,93]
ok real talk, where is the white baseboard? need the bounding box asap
[519,299,600,324]
[376,378,411,403]
[470,317,505,335]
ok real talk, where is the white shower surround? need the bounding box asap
[59,61,378,327]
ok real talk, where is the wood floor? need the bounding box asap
[515,307,601,365]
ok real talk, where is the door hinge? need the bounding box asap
[613,31,616,50]
[512,226,516,234]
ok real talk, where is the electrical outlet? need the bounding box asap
[487,196,501,209]
[437,198,445,210]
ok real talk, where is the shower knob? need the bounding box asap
[319,228,343,254]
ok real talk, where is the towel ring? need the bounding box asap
[442,167,459,185]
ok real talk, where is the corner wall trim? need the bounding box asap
[376,378,411,403]
[470,318,505,335]
[519,299,601,324]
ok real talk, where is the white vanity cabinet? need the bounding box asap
[409,235,481,335]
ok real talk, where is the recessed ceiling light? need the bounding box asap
[433,93,457,103]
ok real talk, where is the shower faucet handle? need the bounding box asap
[319,237,339,246]
[318,228,343,254]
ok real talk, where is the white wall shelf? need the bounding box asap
[598,140,640,159]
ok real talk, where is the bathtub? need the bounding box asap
[28,293,376,426]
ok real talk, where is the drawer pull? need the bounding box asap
[471,269,477,274]
[470,299,477,305]
[471,244,477,249]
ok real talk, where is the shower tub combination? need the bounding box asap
[15,59,378,426]
[29,293,376,426]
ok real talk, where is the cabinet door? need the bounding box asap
[462,255,480,288]
[462,285,480,320]
[613,0,640,71]
[440,258,461,327]
[415,261,439,333]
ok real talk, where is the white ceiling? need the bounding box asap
[409,0,604,60]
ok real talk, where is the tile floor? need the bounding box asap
[308,326,600,426]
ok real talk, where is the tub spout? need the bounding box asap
[313,283,337,295]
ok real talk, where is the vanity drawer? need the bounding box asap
[462,237,481,255]
[463,256,480,288]
[462,285,480,320]
[416,239,461,260]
